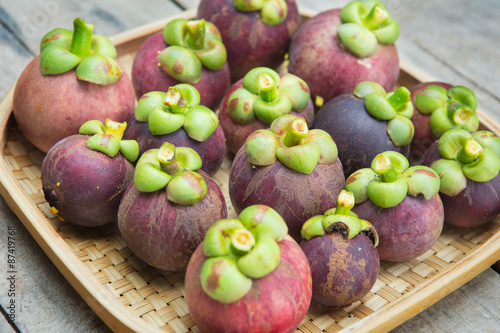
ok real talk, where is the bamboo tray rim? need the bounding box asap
[0,7,499,333]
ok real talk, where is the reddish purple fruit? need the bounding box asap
[184,205,312,332]
[346,151,444,261]
[421,129,500,228]
[197,0,301,81]
[288,2,399,104]
[229,115,345,241]
[300,190,380,308]
[131,18,230,109]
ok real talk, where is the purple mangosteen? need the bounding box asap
[118,142,227,271]
[132,18,230,109]
[229,114,345,242]
[41,119,139,227]
[300,190,380,308]
[313,81,414,178]
[218,67,315,154]
[13,18,136,153]
[288,0,400,105]
[346,151,444,262]
[421,129,500,228]
[123,84,226,176]
[410,82,479,159]
[197,0,301,81]
[184,205,312,332]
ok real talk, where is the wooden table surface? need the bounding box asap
[0,1,499,332]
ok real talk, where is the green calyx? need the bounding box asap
[79,119,139,162]
[233,0,288,26]
[200,205,288,304]
[133,142,207,205]
[354,81,414,147]
[415,85,479,138]
[245,115,338,174]
[158,18,227,84]
[430,129,500,196]
[135,84,218,142]
[301,190,379,246]
[345,151,440,208]
[338,0,399,58]
[39,18,122,84]
[227,67,311,126]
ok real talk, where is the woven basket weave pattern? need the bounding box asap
[5,122,500,332]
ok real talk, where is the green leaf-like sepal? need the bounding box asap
[353,81,386,99]
[229,68,310,125]
[119,140,140,163]
[76,55,123,85]
[339,0,399,58]
[245,130,281,165]
[367,178,407,208]
[462,148,500,183]
[345,168,379,204]
[415,85,448,114]
[167,171,207,205]
[430,159,467,197]
[134,161,172,193]
[175,147,203,171]
[276,141,320,175]
[233,0,288,26]
[85,134,120,158]
[135,85,217,142]
[387,115,415,147]
[472,131,500,158]
[303,129,338,164]
[200,205,286,303]
[200,256,252,304]
[39,18,121,84]
[402,166,440,199]
[300,190,379,245]
[79,120,106,135]
[159,18,227,83]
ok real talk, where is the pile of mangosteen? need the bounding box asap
[11,0,500,331]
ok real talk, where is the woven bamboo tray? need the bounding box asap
[1,7,500,333]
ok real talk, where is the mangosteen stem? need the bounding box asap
[258,74,278,102]
[335,190,355,216]
[387,87,411,112]
[104,119,127,140]
[372,153,398,182]
[157,143,180,175]
[283,118,308,147]
[70,18,94,58]
[185,19,205,50]
[231,229,256,254]
[457,138,482,164]
[363,4,389,30]
[448,103,473,126]
[164,87,186,114]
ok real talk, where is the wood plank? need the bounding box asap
[392,268,500,332]
[0,0,182,54]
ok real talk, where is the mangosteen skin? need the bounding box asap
[409,82,452,160]
[352,195,444,262]
[229,145,345,242]
[13,56,136,153]
[185,235,312,333]
[197,0,301,82]
[422,142,500,228]
[122,116,226,177]
[288,9,399,104]
[313,93,410,178]
[131,32,231,110]
[117,171,227,271]
[300,232,379,308]
[219,78,316,155]
[41,135,135,227]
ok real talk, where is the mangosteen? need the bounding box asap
[219,67,315,154]
[229,114,345,242]
[13,18,136,153]
[122,84,226,176]
[346,151,444,262]
[41,119,139,227]
[132,18,230,109]
[118,142,227,271]
[288,0,400,105]
[421,129,500,228]
[300,190,380,308]
[197,0,301,81]
[410,82,479,158]
[314,81,415,178]
[184,205,312,332]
